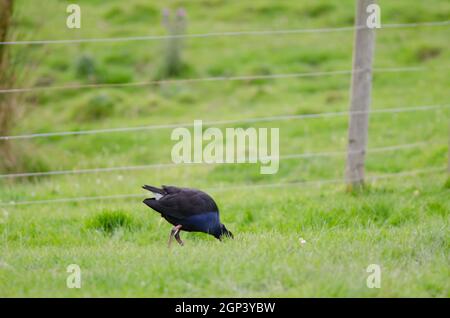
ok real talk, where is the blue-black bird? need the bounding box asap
[142,185,233,246]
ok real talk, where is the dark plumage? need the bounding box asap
[142,185,233,246]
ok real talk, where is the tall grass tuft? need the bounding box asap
[75,54,97,82]
[0,0,39,176]
[0,0,18,172]
[159,8,187,78]
[86,210,137,235]
[444,177,450,189]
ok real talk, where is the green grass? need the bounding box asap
[85,210,137,234]
[0,0,449,297]
[1,181,449,297]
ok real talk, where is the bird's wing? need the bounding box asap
[144,188,219,219]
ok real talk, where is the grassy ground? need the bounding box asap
[0,0,449,297]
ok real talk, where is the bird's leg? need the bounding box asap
[175,231,184,246]
[168,225,182,248]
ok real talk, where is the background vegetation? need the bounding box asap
[0,0,449,297]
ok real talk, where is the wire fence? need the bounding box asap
[0,17,448,208]
[0,141,436,179]
[0,66,425,94]
[0,166,444,207]
[1,103,447,140]
[1,20,448,46]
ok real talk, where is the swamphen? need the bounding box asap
[142,185,233,246]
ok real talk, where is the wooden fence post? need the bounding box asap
[446,121,450,187]
[346,0,376,189]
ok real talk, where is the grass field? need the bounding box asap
[0,0,449,297]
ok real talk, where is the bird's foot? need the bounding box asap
[168,225,182,248]
[175,233,184,246]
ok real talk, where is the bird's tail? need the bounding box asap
[142,185,165,195]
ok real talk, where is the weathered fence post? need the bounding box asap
[161,8,187,77]
[346,0,376,189]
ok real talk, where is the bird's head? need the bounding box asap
[214,223,233,241]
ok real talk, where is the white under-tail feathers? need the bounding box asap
[142,185,165,200]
